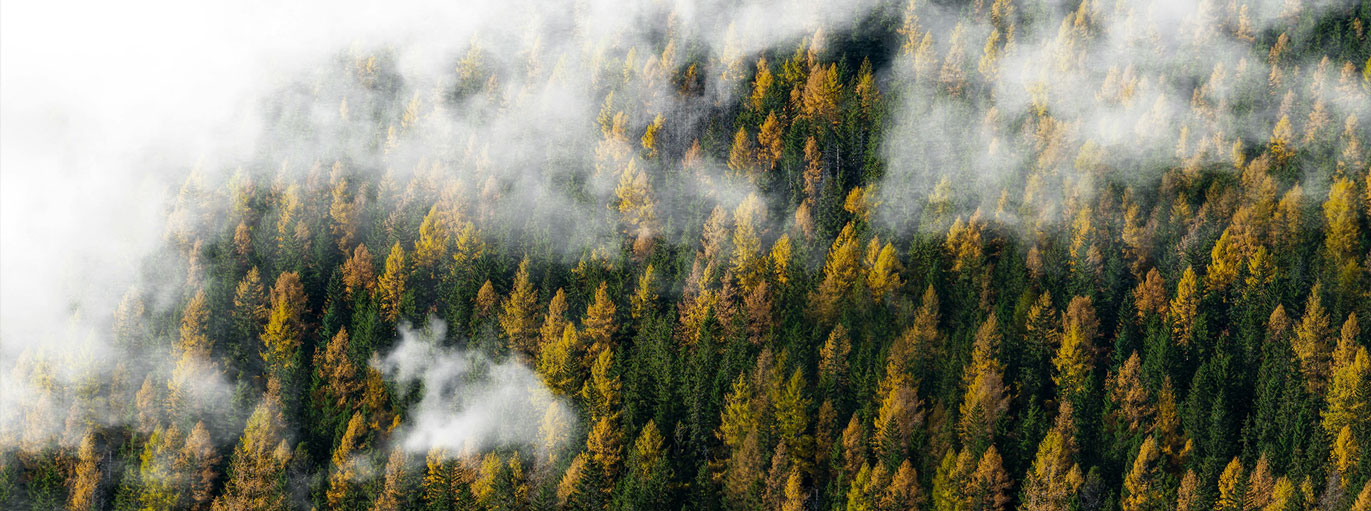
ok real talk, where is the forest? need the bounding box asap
[1,0,1370,509]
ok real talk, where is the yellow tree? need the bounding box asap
[583,348,621,421]
[1021,403,1084,511]
[313,328,359,411]
[866,241,903,304]
[412,205,450,273]
[1170,266,1200,344]
[1121,437,1165,511]
[500,258,540,357]
[802,63,842,126]
[261,272,306,378]
[1322,343,1368,442]
[960,314,1009,448]
[340,244,374,299]
[966,446,1012,511]
[1214,457,1245,511]
[1054,296,1096,401]
[812,223,862,321]
[377,242,407,322]
[1293,283,1332,392]
[586,415,624,501]
[539,288,569,348]
[181,421,220,511]
[616,159,657,239]
[582,282,617,357]
[1107,351,1153,434]
[371,447,407,511]
[180,289,211,353]
[728,127,756,173]
[325,413,367,509]
[630,265,657,321]
[757,112,784,171]
[538,324,580,396]
[68,432,100,511]
[212,385,292,511]
[1323,177,1361,281]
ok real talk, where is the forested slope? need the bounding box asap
[2,0,1370,510]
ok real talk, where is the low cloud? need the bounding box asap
[377,319,574,460]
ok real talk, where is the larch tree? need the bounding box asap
[1292,283,1332,393]
[538,324,580,397]
[1214,457,1245,511]
[960,313,1009,449]
[1169,265,1200,345]
[212,386,291,511]
[341,244,375,299]
[499,258,540,357]
[181,421,220,511]
[539,288,569,348]
[261,272,306,382]
[582,282,617,357]
[757,112,784,171]
[377,242,407,322]
[67,432,100,511]
[1121,436,1165,511]
[313,328,360,413]
[1021,403,1084,511]
[1053,296,1097,402]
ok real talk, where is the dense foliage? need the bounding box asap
[3,0,1371,509]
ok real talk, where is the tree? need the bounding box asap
[181,421,220,511]
[866,241,903,304]
[1054,296,1096,402]
[1021,403,1084,511]
[728,127,756,173]
[960,314,1009,449]
[540,288,570,348]
[1170,266,1200,345]
[499,258,539,357]
[1292,283,1332,392]
[341,244,375,298]
[212,385,291,511]
[802,63,842,126]
[180,289,211,353]
[587,415,623,501]
[538,324,580,396]
[966,446,1012,511]
[377,242,407,322]
[371,447,408,511]
[67,432,100,511]
[325,412,367,509]
[314,327,360,412]
[1121,437,1165,511]
[757,112,784,172]
[583,282,617,357]
[261,272,306,380]
[1214,457,1244,511]
[820,324,852,391]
